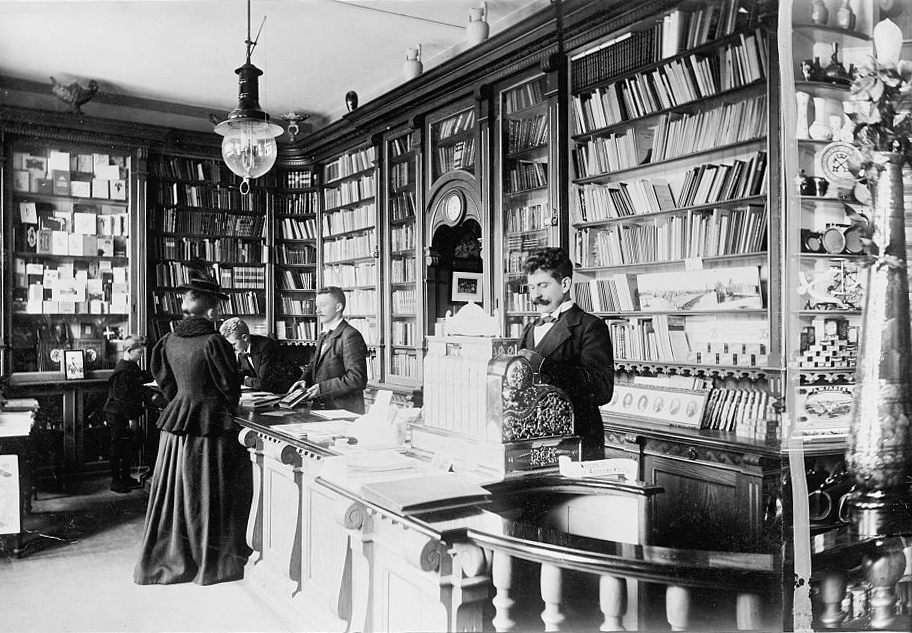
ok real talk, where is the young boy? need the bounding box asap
[103,335,152,493]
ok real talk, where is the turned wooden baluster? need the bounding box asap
[736,592,763,630]
[491,550,518,632]
[864,544,906,629]
[666,585,691,631]
[818,571,847,628]
[599,574,627,631]
[541,563,567,631]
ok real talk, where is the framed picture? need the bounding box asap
[451,272,483,303]
[73,338,107,369]
[63,349,86,380]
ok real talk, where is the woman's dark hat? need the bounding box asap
[176,276,229,301]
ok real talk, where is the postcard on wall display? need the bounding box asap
[13,170,30,192]
[636,266,762,312]
[23,155,47,177]
[18,202,38,223]
[110,180,127,200]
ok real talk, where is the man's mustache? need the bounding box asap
[532,298,549,305]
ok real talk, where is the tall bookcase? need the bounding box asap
[274,164,320,347]
[382,127,423,386]
[568,0,778,550]
[321,144,380,382]
[146,154,268,342]
[494,71,560,338]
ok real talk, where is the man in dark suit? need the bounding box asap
[220,317,293,393]
[520,247,614,460]
[287,286,368,414]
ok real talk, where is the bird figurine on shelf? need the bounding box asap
[49,76,99,115]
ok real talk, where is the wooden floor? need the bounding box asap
[0,475,293,633]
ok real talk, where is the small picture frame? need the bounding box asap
[63,349,86,380]
[451,271,483,303]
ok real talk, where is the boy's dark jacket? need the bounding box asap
[104,358,153,420]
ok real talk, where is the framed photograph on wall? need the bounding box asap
[452,272,483,303]
[63,349,85,380]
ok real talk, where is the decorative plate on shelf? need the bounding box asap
[820,141,863,186]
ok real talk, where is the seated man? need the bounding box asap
[220,317,293,393]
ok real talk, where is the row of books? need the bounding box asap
[572,31,766,132]
[436,109,476,140]
[649,95,766,163]
[153,262,264,288]
[503,78,546,115]
[391,350,420,378]
[701,388,769,436]
[506,232,550,274]
[390,161,412,189]
[573,153,766,222]
[276,244,317,265]
[389,135,412,158]
[150,182,269,211]
[577,204,767,266]
[149,157,227,183]
[153,208,264,238]
[278,216,317,241]
[607,314,689,362]
[276,318,317,341]
[323,202,375,236]
[348,318,379,345]
[572,131,643,177]
[215,266,266,289]
[152,237,264,264]
[506,291,535,312]
[392,320,417,346]
[153,290,264,315]
[323,175,376,209]
[391,223,416,252]
[278,296,315,316]
[322,262,375,287]
[278,269,316,291]
[276,191,319,215]
[322,231,377,263]
[571,29,660,91]
[436,139,476,174]
[505,203,550,234]
[282,170,316,189]
[324,146,377,183]
[505,115,549,154]
[389,192,416,221]
[392,289,417,315]
[506,160,548,194]
[573,276,640,312]
[343,289,377,315]
[391,257,416,284]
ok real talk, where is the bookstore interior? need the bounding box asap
[3,0,912,630]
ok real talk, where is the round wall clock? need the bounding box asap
[443,191,464,223]
[820,141,863,185]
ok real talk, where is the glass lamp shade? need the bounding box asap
[215,118,283,181]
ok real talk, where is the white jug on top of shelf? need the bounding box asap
[404,44,423,81]
[467,2,490,46]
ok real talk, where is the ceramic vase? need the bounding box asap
[836,0,856,30]
[829,114,845,142]
[795,91,811,139]
[846,152,912,537]
[467,2,490,46]
[808,96,832,140]
[404,45,423,81]
[874,18,904,64]
[811,0,829,25]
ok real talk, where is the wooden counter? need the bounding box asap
[235,407,783,632]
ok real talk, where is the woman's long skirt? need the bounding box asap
[133,429,252,585]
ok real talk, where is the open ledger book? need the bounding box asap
[358,472,491,516]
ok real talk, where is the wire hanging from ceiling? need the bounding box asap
[322,0,463,29]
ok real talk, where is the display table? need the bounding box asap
[235,408,782,632]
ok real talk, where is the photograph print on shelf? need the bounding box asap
[636,266,763,312]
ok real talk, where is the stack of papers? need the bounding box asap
[270,420,352,442]
[239,391,282,409]
[359,473,491,515]
[321,449,423,491]
[0,397,38,438]
[310,409,361,421]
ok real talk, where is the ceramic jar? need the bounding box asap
[796,91,811,139]
[811,0,829,25]
[467,2,490,46]
[808,96,832,140]
[403,44,423,80]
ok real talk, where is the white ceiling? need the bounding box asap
[0,0,550,133]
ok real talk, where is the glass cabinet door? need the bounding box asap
[383,128,422,386]
[495,73,558,337]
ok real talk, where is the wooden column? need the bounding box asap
[665,585,690,631]
[540,563,566,631]
[818,571,847,628]
[491,550,518,631]
[736,592,763,631]
[599,574,627,631]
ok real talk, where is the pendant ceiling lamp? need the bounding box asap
[214,0,283,194]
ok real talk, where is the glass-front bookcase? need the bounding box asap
[494,72,559,337]
[383,127,423,386]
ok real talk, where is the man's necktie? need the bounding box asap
[535,314,557,327]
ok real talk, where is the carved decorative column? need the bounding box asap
[239,428,264,567]
[846,151,912,536]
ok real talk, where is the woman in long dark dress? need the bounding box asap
[133,276,251,585]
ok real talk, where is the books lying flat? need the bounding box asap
[239,391,283,409]
[358,473,491,515]
[310,408,361,421]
